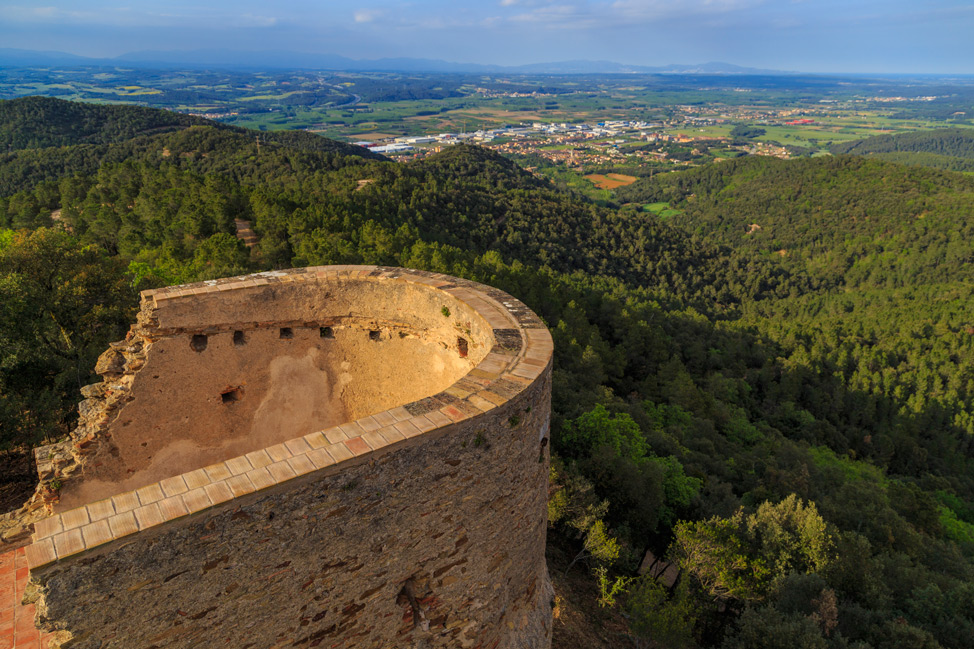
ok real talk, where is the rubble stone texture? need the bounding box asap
[14,266,554,649]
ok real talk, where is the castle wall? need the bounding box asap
[57,274,493,510]
[22,267,554,649]
[32,375,552,649]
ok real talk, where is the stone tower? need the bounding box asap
[4,266,554,649]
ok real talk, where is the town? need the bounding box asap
[353,115,793,169]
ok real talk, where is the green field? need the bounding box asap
[643,202,681,217]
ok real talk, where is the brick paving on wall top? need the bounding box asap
[0,548,56,649]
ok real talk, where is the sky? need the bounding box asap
[1,0,972,74]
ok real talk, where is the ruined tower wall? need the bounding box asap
[31,374,552,649]
[57,276,495,510]
[22,266,554,649]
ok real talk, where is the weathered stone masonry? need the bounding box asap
[12,266,554,649]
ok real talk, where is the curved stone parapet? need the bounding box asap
[20,266,554,649]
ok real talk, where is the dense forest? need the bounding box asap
[831,128,974,172]
[0,95,217,149]
[2,97,974,649]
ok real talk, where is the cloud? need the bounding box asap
[353,9,382,23]
[0,4,191,26]
[510,3,576,20]
[509,3,595,27]
[493,0,771,32]
[0,5,95,22]
[230,13,278,28]
[610,0,767,21]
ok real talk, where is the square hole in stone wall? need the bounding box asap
[320,326,334,339]
[233,330,246,346]
[221,387,241,404]
[280,327,294,339]
[191,334,208,352]
[369,329,381,341]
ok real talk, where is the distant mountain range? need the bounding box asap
[0,47,789,75]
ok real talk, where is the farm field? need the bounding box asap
[585,173,638,189]
[643,202,682,217]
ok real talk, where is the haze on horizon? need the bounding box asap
[0,0,971,74]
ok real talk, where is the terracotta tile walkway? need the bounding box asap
[0,548,56,649]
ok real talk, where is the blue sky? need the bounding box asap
[1,0,972,73]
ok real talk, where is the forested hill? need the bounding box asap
[0,128,805,309]
[3,99,974,649]
[832,128,974,158]
[0,96,386,158]
[0,97,384,194]
[618,154,974,288]
[830,128,974,172]
[0,96,218,150]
